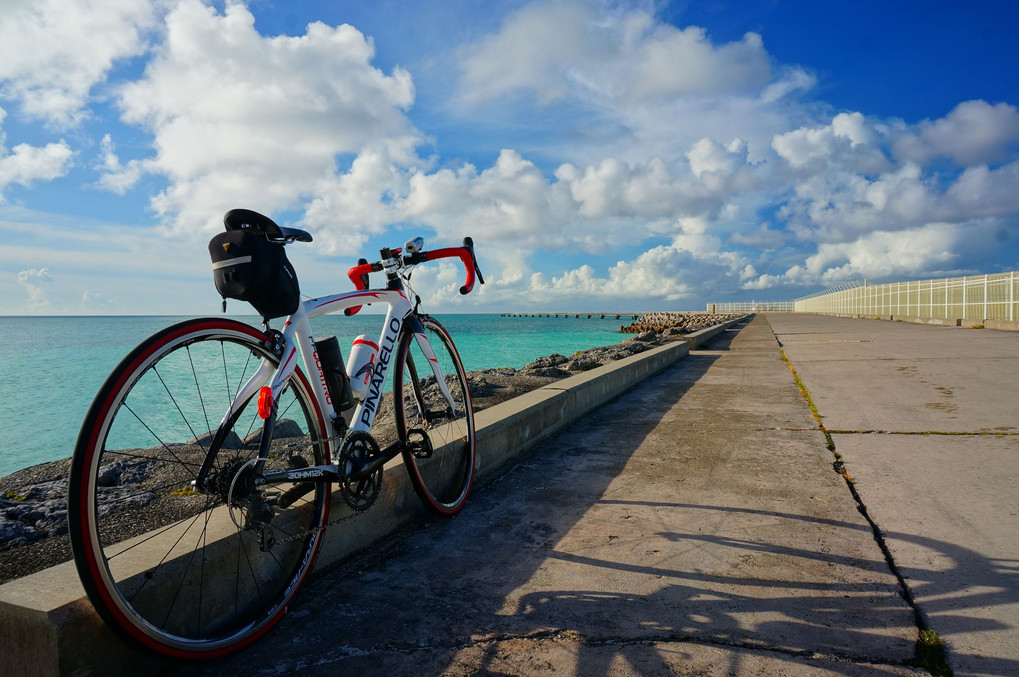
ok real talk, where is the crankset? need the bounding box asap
[339,431,383,511]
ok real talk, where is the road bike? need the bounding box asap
[68,209,483,659]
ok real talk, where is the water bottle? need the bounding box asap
[345,335,379,401]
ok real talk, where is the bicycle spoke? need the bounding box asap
[153,366,206,449]
[186,345,213,446]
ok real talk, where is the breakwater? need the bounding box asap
[620,312,746,334]
[502,312,645,320]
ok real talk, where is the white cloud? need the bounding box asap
[111,0,419,237]
[0,108,74,196]
[686,138,748,177]
[458,2,771,105]
[0,0,154,127]
[511,215,754,306]
[771,112,890,173]
[403,149,579,250]
[94,134,144,194]
[81,290,118,309]
[16,267,53,308]
[893,100,1019,166]
[746,222,965,289]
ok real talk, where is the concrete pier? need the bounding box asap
[3,314,1016,675]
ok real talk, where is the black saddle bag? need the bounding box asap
[209,230,300,319]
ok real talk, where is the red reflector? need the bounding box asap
[258,386,273,419]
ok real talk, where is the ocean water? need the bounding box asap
[0,313,627,477]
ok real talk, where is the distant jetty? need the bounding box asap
[500,311,746,334]
[619,312,744,334]
[502,312,645,320]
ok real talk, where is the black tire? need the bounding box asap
[394,315,476,515]
[68,318,330,659]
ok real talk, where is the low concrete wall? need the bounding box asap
[0,317,744,676]
[984,319,1019,331]
[802,312,1019,332]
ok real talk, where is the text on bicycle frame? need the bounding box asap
[360,316,402,426]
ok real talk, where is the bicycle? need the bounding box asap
[67,209,484,659]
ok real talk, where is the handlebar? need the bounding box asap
[344,237,484,316]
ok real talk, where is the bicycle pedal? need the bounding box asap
[407,428,433,458]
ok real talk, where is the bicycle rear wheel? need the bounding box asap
[394,315,476,515]
[68,318,330,659]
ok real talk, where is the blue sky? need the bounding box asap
[2,0,1018,315]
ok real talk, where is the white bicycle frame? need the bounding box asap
[220,286,455,464]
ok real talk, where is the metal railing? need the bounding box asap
[794,271,1018,322]
[706,301,795,312]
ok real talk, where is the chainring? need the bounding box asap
[339,431,383,511]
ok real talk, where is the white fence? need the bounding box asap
[794,271,1018,322]
[706,301,795,312]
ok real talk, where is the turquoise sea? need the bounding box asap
[0,313,628,477]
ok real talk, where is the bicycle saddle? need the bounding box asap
[224,208,313,243]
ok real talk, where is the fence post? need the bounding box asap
[963,276,967,320]
[945,278,949,318]
[984,274,988,321]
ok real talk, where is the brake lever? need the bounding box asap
[357,258,369,289]
[463,237,485,285]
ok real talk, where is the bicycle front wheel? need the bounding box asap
[394,315,476,515]
[68,318,330,659]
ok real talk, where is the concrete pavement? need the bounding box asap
[27,312,1015,675]
[167,315,940,676]
[768,313,1019,677]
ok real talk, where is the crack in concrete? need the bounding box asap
[828,429,1018,436]
[766,318,951,675]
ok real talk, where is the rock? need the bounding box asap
[188,430,243,449]
[565,356,600,371]
[619,312,744,335]
[521,354,569,371]
[521,353,571,378]
[244,418,304,446]
[96,458,153,488]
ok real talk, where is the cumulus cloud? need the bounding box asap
[509,215,756,306]
[81,290,118,309]
[459,2,771,105]
[745,222,967,289]
[94,134,144,194]
[0,0,154,127]
[109,0,419,237]
[771,112,890,174]
[0,108,74,196]
[893,100,1019,166]
[16,267,53,308]
[686,138,748,177]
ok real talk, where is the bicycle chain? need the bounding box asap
[267,508,360,548]
[253,429,361,549]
